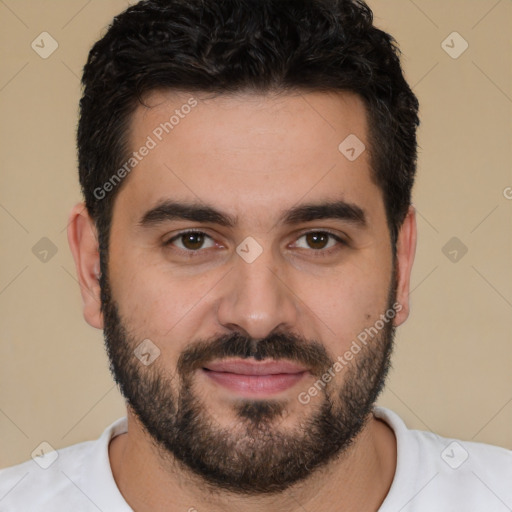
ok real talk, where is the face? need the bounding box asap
[99,90,406,494]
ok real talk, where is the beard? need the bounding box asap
[100,267,397,495]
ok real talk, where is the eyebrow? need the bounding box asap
[138,199,367,229]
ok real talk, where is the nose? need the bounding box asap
[216,247,300,340]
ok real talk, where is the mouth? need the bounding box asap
[201,359,309,396]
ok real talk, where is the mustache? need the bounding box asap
[177,331,333,378]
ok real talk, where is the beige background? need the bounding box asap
[0,0,511,468]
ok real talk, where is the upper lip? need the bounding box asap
[203,359,308,375]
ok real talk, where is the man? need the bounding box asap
[0,0,510,510]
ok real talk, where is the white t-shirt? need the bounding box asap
[1,407,511,511]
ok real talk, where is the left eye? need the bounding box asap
[293,231,343,251]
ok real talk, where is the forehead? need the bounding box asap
[113,89,383,228]
[131,89,368,164]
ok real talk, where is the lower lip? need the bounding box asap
[203,369,307,396]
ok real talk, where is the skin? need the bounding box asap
[68,90,416,511]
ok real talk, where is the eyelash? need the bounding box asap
[163,229,347,258]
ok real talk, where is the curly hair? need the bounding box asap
[78,0,419,260]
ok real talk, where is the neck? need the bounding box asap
[109,409,397,512]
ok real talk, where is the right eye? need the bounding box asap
[164,230,217,255]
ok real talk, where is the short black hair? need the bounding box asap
[78,0,419,266]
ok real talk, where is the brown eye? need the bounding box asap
[166,231,215,252]
[305,232,330,250]
[294,231,342,251]
[181,232,205,250]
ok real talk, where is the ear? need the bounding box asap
[67,203,103,329]
[393,206,417,326]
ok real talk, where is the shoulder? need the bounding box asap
[0,417,128,512]
[0,439,96,511]
[375,407,512,511]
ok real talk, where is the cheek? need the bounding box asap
[109,251,218,343]
[303,262,392,356]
